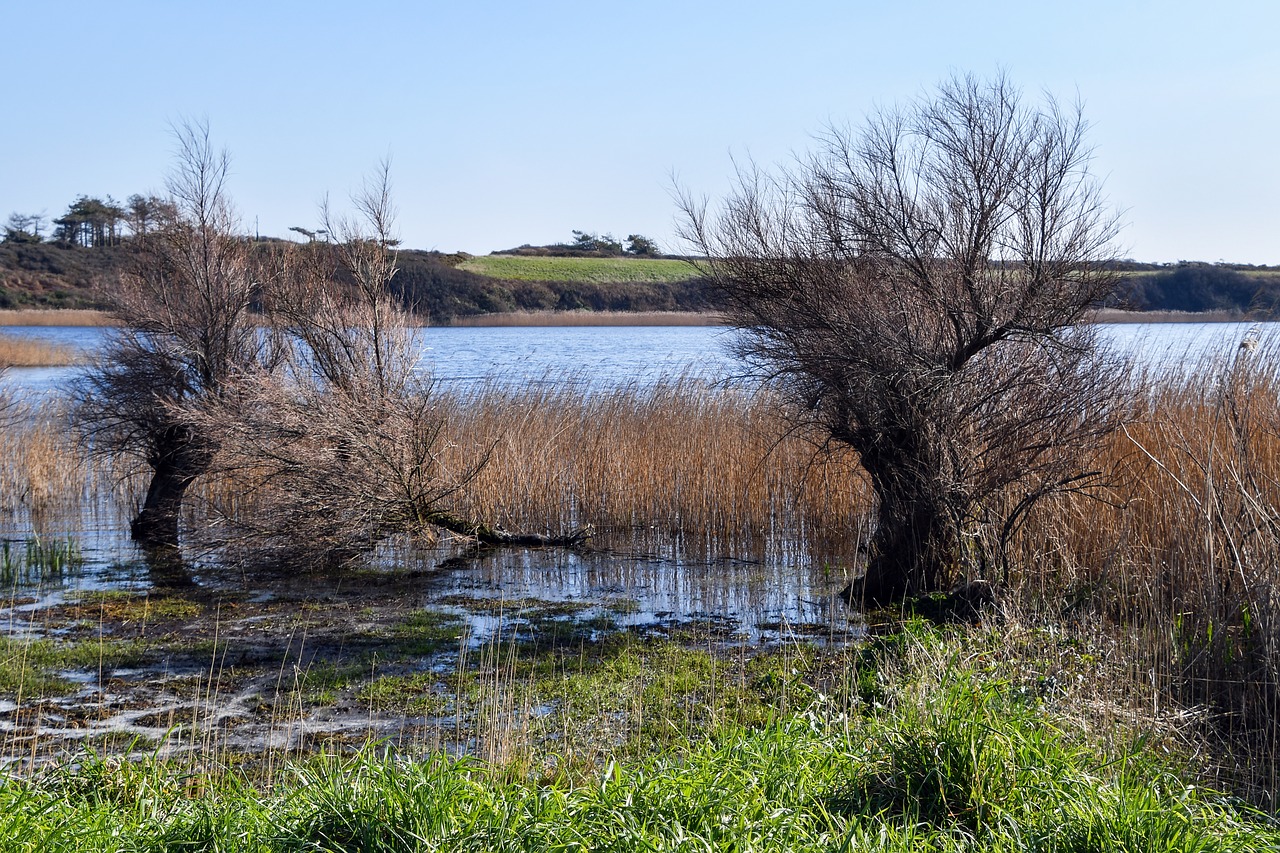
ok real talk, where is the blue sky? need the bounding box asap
[4,1,1278,263]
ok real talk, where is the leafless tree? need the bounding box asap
[203,166,588,564]
[74,120,274,551]
[680,73,1125,605]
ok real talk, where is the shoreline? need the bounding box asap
[0,307,1270,329]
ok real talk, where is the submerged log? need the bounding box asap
[422,510,593,548]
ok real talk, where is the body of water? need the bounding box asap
[0,321,1271,397]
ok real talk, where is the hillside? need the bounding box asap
[0,240,120,308]
[5,238,1279,321]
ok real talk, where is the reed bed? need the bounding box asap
[0,334,78,367]
[0,310,113,327]
[1006,349,1280,803]
[434,381,872,558]
[0,405,91,513]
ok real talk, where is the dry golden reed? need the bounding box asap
[432,381,871,556]
[1006,349,1280,801]
[0,405,89,513]
[0,309,114,327]
[0,334,78,367]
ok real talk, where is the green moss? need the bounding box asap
[63,590,201,622]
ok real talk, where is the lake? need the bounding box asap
[0,320,1271,397]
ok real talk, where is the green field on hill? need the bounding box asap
[459,255,702,283]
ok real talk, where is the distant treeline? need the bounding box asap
[1111,262,1280,313]
[2,237,1277,320]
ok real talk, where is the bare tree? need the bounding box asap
[204,166,588,564]
[74,121,272,551]
[680,73,1124,605]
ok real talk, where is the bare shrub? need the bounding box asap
[198,168,587,564]
[680,73,1124,604]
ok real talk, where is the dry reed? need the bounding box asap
[1007,347,1280,804]
[432,381,872,558]
[0,404,89,513]
[0,309,114,327]
[0,334,79,367]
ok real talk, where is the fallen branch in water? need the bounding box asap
[424,510,593,547]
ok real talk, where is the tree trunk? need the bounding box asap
[853,491,958,606]
[846,428,961,607]
[130,462,196,549]
[423,510,592,547]
[130,425,213,550]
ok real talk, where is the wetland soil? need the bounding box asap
[0,548,858,770]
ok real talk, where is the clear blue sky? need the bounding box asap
[4,1,1278,263]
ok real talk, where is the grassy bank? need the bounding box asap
[459,255,701,283]
[1,624,1276,851]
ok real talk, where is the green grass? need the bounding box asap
[2,625,1276,851]
[459,255,702,283]
[356,671,453,715]
[381,609,466,657]
[0,637,150,695]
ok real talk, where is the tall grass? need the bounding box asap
[1011,347,1280,803]
[432,381,872,559]
[0,405,91,514]
[0,334,78,367]
[0,310,113,327]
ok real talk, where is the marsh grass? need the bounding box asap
[1004,347,1280,803]
[0,406,96,514]
[430,381,872,559]
[0,310,113,327]
[6,362,1280,809]
[0,334,78,367]
[0,537,80,587]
